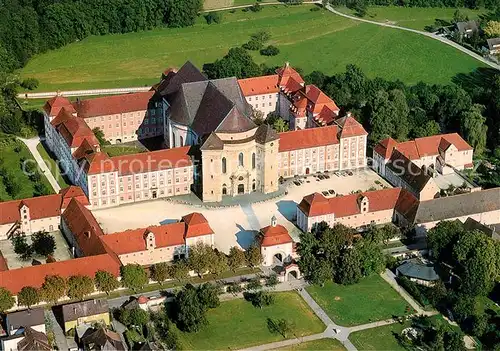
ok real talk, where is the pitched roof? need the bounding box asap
[374,137,398,159]
[487,37,500,50]
[81,328,125,351]
[298,188,404,218]
[17,327,50,351]
[386,150,433,193]
[85,147,192,175]
[255,124,279,144]
[0,254,120,294]
[238,75,279,96]
[397,261,439,281]
[157,61,207,97]
[276,62,304,89]
[6,308,45,331]
[182,212,214,238]
[463,217,497,237]
[335,116,367,138]
[60,186,90,208]
[61,299,109,322]
[0,194,62,225]
[215,106,256,133]
[200,133,224,151]
[73,92,154,118]
[414,187,500,224]
[304,85,339,114]
[278,125,339,152]
[260,224,293,247]
[43,96,75,117]
[56,114,99,148]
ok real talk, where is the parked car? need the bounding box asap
[328,189,335,195]
[348,171,354,176]
[322,191,329,196]
[324,174,330,179]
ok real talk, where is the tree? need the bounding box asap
[17,286,40,308]
[265,274,279,287]
[120,264,148,291]
[11,234,32,260]
[228,246,246,271]
[272,118,289,132]
[427,220,465,263]
[169,260,189,282]
[129,307,150,328]
[0,287,15,312]
[412,120,441,138]
[20,78,39,90]
[245,244,262,267]
[246,290,275,308]
[335,247,362,285]
[205,11,221,24]
[460,104,488,156]
[203,47,261,79]
[165,0,203,28]
[41,275,67,303]
[31,231,56,257]
[67,275,95,300]
[260,45,280,56]
[151,262,170,285]
[208,251,229,276]
[188,242,213,277]
[92,127,108,145]
[197,283,220,309]
[94,270,119,294]
[484,20,500,37]
[173,284,208,332]
[453,9,469,23]
[355,239,385,276]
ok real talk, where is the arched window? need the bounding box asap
[252,153,256,169]
[180,135,184,146]
[252,179,256,191]
[238,153,244,167]
[222,157,227,174]
[222,183,227,195]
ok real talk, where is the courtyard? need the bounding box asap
[0,230,73,269]
[93,168,391,253]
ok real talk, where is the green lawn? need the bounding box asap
[0,135,55,200]
[36,142,71,188]
[275,338,346,351]
[350,321,408,351]
[102,144,146,157]
[336,6,485,31]
[19,5,484,91]
[178,291,325,350]
[306,274,411,326]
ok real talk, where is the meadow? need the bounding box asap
[336,5,486,30]
[20,5,484,91]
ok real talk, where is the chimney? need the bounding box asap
[285,61,289,67]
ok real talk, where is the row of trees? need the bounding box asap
[327,0,500,10]
[425,221,500,349]
[297,222,395,285]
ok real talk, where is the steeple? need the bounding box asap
[271,215,277,227]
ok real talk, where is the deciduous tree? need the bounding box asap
[67,275,95,300]
[245,244,262,267]
[41,275,67,303]
[151,262,170,285]
[31,231,56,257]
[18,286,40,308]
[94,270,119,294]
[120,264,148,292]
[228,246,246,271]
[0,287,15,312]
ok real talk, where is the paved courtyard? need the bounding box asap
[0,230,73,269]
[93,168,391,253]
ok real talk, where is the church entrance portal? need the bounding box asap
[305,167,310,175]
[238,184,245,194]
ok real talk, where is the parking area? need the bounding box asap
[0,230,73,269]
[93,168,392,254]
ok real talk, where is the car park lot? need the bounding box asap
[93,168,392,253]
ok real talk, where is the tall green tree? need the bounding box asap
[173,284,208,332]
[94,270,119,294]
[228,246,246,271]
[151,262,170,285]
[120,264,149,291]
[460,104,488,156]
[17,286,40,308]
[41,275,67,303]
[0,287,15,312]
[67,275,95,300]
[165,0,202,28]
[188,242,213,277]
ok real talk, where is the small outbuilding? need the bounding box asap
[259,215,294,267]
[396,260,439,286]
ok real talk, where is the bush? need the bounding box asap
[397,276,430,307]
[205,11,222,24]
[250,3,262,12]
[243,39,263,51]
[260,45,280,56]
[310,6,321,11]
[20,78,39,90]
[245,278,262,291]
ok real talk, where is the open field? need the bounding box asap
[336,6,486,30]
[178,292,325,349]
[36,142,71,188]
[306,274,410,326]
[20,5,484,91]
[0,135,54,200]
[274,338,347,351]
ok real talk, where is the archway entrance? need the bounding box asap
[274,253,283,263]
[152,191,157,199]
[238,184,245,194]
[305,167,310,175]
[288,271,298,280]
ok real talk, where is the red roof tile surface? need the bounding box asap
[0,194,62,225]
[260,224,293,247]
[73,92,154,118]
[335,116,368,138]
[43,96,75,117]
[182,213,214,238]
[56,115,99,149]
[60,186,90,208]
[374,137,398,159]
[278,125,339,152]
[238,75,279,96]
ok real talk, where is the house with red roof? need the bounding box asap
[296,187,419,232]
[0,186,89,240]
[259,216,295,267]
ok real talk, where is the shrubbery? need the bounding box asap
[260,45,280,56]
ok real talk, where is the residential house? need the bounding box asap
[61,299,110,332]
[296,187,419,233]
[0,309,47,351]
[456,20,479,38]
[487,38,500,54]
[80,327,125,351]
[2,327,50,351]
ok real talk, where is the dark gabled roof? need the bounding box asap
[81,328,125,351]
[386,150,431,193]
[414,188,500,224]
[397,261,439,281]
[463,217,496,237]
[215,105,256,133]
[487,37,500,50]
[456,20,478,33]
[255,124,279,144]
[157,61,206,97]
[200,133,224,151]
[6,308,45,332]
[17,327,50,351]
[61,299,109,323]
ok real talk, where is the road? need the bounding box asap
[17,86,151,99]
[325,5,500,70]
[18,136,61,193]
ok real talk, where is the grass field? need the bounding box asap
[102,144,146,157]
[306,274,410,326]
[274,338,347,351]
[336,6,485,30]
[178,292,325,349]
[19,5,484,91]
[36,142,71,188]
[0,135,54,200]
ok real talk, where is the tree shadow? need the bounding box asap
[452,67,499,93]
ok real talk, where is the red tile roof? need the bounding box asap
[60,186,90,208]
[335,116,367,138]
[304,85,339,114]
[0,252,8,272]
[314,105,338,126]
[50,107,75,127]
[395,141,420,160]
[238,75,279,96]
[278,125,339,152]
[0,254,120,294]
[101,223,186,255]
[0,194,62,225]
[298,188,404,218]
[72,138,97,161]
[276,63,304,88]
[182,213,214,238]
[85,147,192,175]
[374,137,398,159]
[73,92,154,118]
[43,96,75,117]
[260,224,293,247]
[56,115,99,149]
